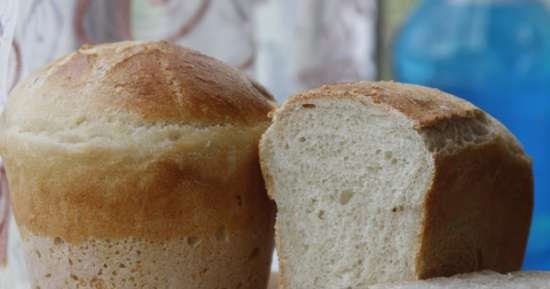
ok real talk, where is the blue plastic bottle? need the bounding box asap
[394,0,550,269]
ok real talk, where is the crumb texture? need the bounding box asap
[262,98,434,289]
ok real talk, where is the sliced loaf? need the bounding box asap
[259,81,533,289]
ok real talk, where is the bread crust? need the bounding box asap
[6,125,274,242]
[260,81,533,285]
[2,41,276,243]
[418,141,533,277]
[275,81,480,128]
[4,41,274,129]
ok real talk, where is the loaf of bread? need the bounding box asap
[369,271,550,289]
[259,81,533,289]
[1,41,276,289]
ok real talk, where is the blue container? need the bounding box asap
[394,0,550,269]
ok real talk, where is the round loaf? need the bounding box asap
[1,41,276,289]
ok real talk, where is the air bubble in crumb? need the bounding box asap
[187,236,200,247]
[367,165,381,173]
[339,190,354,205]
[318,210,325,220]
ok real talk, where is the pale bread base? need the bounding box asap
[21,230,272,289]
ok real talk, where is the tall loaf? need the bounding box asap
[1,41,276,289]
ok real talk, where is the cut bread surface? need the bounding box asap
[369,271,550,289]
[260,82,533,289]
[262,98,433,288]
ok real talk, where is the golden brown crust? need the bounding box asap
[2,41,276,245]
[416,140,533,278]
[278,81,483,129]
[6,126,274,243]
[4,41,274,133]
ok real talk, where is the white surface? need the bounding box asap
[260,97,434,288]
[370,271,550,289]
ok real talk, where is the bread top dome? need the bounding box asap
[2,41,275,148]
[0,41,276,242]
